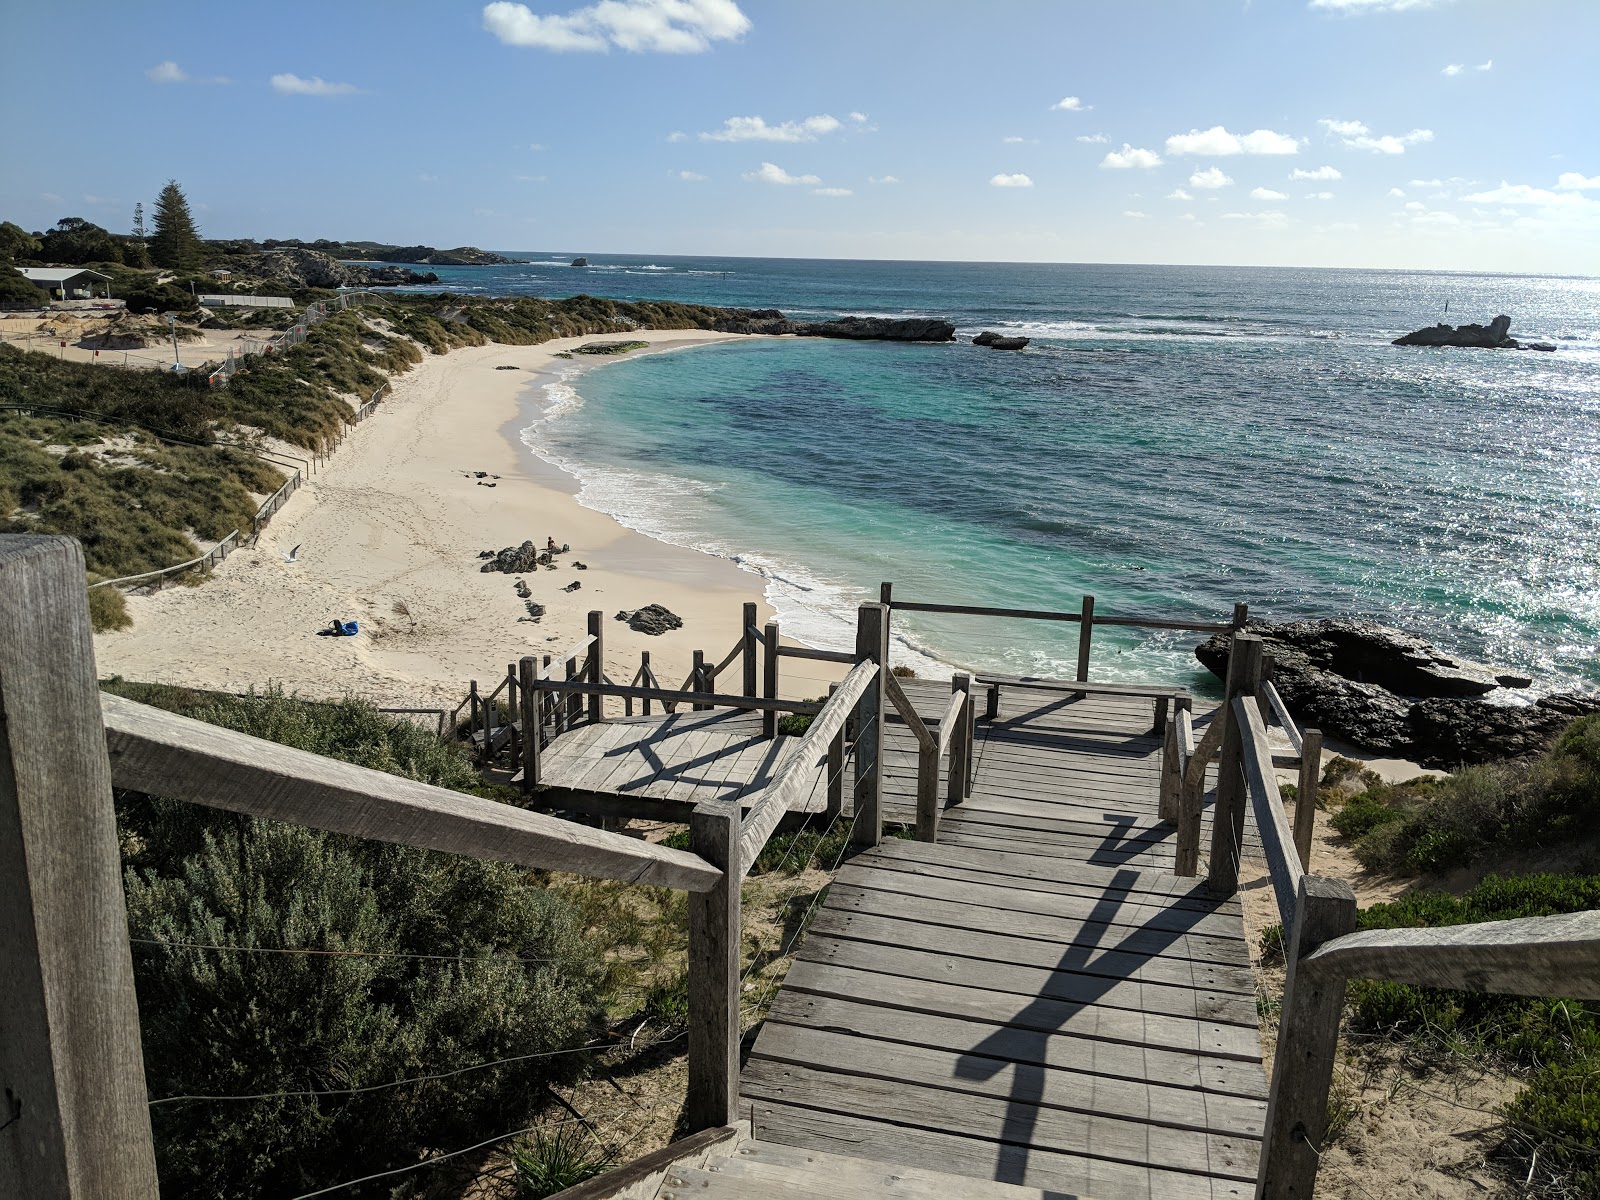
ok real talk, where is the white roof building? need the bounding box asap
[14,267,114,299]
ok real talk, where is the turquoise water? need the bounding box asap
[421,256,1600,694]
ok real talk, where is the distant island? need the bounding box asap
[254,239,516,266]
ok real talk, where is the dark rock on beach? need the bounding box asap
[1391,314,1552,351]
[1194,618,1596,767]
[615,604,683,635]
[479,540,542,573]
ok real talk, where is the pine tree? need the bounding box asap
[149,180,203,271]
[131,202,146,240]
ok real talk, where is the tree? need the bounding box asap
[0,220,41,264]
[37,217,122,265]
[131,202,146,240]
[149,180,204,271]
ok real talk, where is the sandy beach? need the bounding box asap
[93,330,846,711]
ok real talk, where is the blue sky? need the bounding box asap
[2,0,1595,271]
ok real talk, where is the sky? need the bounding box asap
[1,0,1596,272]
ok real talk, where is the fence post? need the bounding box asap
[762,622,780,739]
[1257,874,1358,1197]
[468,680,481,761]
[640,650,652,716]
[693,650,708,712]
[1159,720,1180,823]
[506,663,519,763]
[1295,728,1322,872]
[587,611,604,724]
[741,602,758,698]
[685,799,741,1132]
[1208,632,1264,895]
[0,536,161,1199]
[826,723,845,823]
[518,657,540,794]
[851,603,889,848]
[564,657,580,729]
[1076,593,1096,684]
[947,673,972,811]
[1233,601,1249,630]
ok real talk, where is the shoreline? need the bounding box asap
[93,330,849,709]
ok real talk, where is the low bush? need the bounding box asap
[510,1126,615,1198]
[87,583,131,631]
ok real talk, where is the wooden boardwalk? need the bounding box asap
[738,685,1268,1199]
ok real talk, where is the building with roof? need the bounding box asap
[14,267,114,301]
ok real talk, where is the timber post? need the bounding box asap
[0,535,161,1199]
[1295,728,1323,872]
[468,680,480,759]
[1208,632,1264,895]
[640,650,652,715]
[851,603,889,848]
[741,602,758,698]
[684,800,741,1132]
[587,611,604,724]
[1075,593,1095,684]
[948,673,972,809]
[518,656,540,794]
[1257,874,1358,1197]
[505,663,519,763]
[693,651,708,711]
[564,656,580,729]
[762,622,779,739]
[1233,601,1249,630]
[1159,720,1180,823]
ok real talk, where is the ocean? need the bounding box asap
[411,255,1600,696]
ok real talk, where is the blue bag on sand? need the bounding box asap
[342,621,359,636]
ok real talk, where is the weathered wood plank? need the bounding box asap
[686,1138,1063,1199]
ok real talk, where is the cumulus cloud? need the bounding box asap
[147,61,187,83]
[1557,172,1600,191]
[1251,187,1287,200]
[990,173,1034,188]
[1123,210,1148,218]
[743,162,820,185]
[1290,165,1342,180]
[1463,181,1596,207]
[271,73,360,95]
[666,131,687,142]
[1101,144,1162,169]
[1190,166,1234,189]
[813,187,852,196]
[1222,210,1290,228]
[869,175,900,185]
[482,0,750,52]
[1388,187,1407,197]
[1442,63,1463,76]
[1167,188,1193,201]
[1306,191,1336,199]
[848,111,869,124]
[1052,96,1090,111]
[1309,0,1456,12]
[1165,126,1299,156]
[1076,133,1109,144]
[700,114,841,142]
[1318,118,1433,153]
[1476,59,1492,70]
[676,170,708,181]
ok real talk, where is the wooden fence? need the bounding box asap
[0,535,909,1194]
[206,290,390,386]
[1192,631,1600,1196]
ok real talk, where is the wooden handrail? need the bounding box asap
[884,597,1235,634]
[1259,679,1302,754]
[776,645,856,664]
[710,635,746,677]
[534,677,824,716]
[99,691,721,892]
[1233,694,1305,927]
[738,661,879,872]
[883,670,935,751]
[933,689,967,758]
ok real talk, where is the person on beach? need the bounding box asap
[547,536,559,553]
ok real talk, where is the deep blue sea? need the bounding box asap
[410,255,1600,695]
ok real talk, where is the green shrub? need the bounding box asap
[122,281,200,315]
[510,1125,615,1198]
[87,583,131,631]
[0,270,43,309]
[106,684,614,1198]
[1329,790,1405,840]
[777,698,825,738]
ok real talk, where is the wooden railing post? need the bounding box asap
[1208,632,1264,895]
[1159,721,1180,823]
[693,650,708,711]
[587,611,604,724]
[0,535,160,1199]
[564,656,580,729]
[948,673,972,808]
[685,800,740,1132]
[762,621,780,739]
[640,650,652,716]
[1233,601,1249,630]
[741,602,758,698]
[1295,728,1322,872]
[851,603,889,848]
[518,656,540,794]
[1076,593,1095,683]
[1258,875,1357,1197]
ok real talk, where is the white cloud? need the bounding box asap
[528,142,547,150]
[813,187,852,196]
[1076,133,1109,144]
[869,175,899,185]
[701,114,842,142]
[1167,188,1193,201]
[1123,210,1148,218]
[1290,165,1342,181]
[990,173,1034,188]
[742,162,820,185]
[1222,210,1291,228]
[848,111,869,124]
[1475,59,1492,71]
[676,170,708,181]
[1309,0,1456,12]
[1404,200,1427,211]
[1557,172,1600,191]
[1251,187,1288,200]
[1101,144,1162,169]
[513,173,547,182]
[1319,118,1433,153]
[1442,63,1463,76]
[1002,136,1026,144]
[1190,166,1234,189]
[666,131,687,142]
[482,0,750,53]
[1388,187,1407,197]
[147,61,187,83]
[1165,126,1299,156]
[1052,96,1090,111]
[1306,191,1336,199]
[1463,181,1595,207]
[271,73,359,96]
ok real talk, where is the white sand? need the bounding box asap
[93,331,847,710]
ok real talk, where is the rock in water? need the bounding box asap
[570,257,589,267]
[973,331,999,346]
[972,331,1029,349]
[705,308,956,342]
[614,604,683,635]
[1392,314,1524,349]
[479,540,542,573]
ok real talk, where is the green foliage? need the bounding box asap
[777,698,824,738]
[1322,755,1383,791]
[1329,787,1411,840]
[87,583,131,631]
[0,219,41,263]
[37,216,122,265]
[572,340,650,355]
[509,1126,616,1198]
[122,279,200,315]
[108,683,613,1199]
[0,269,43,309]
[150,180,205,271]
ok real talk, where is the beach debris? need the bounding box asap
[476,480,497,487]
[1392,313,1553,351]
[573,561,588,570]
[480,540,542,573]
[615,604,683,636]
[494,364,520,370]
[473,470,489,478]
[973,330,1030,350]
[563,581,582,593]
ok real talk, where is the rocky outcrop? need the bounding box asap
[973,331,1029,350]
[479,540,542,573]
[256,248,438,289]
[706,308,956,342]
[1194,619,1597,766]
[570,257,590,267]
[615,604,683,635]
[417,246,511,266]
[1391,314,1552,351]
